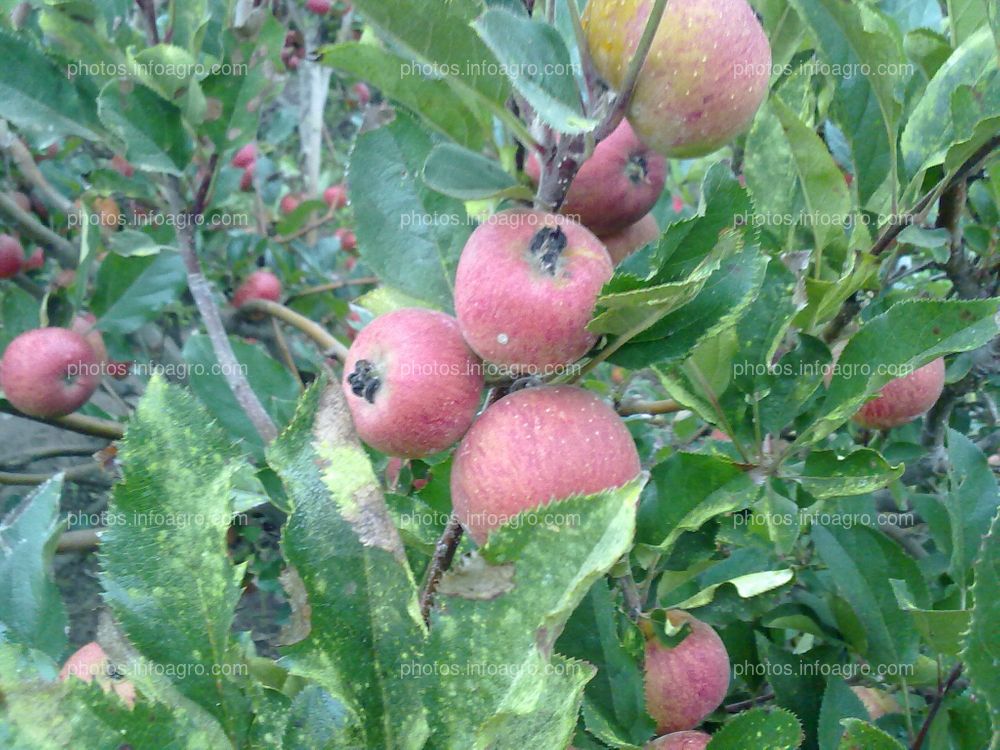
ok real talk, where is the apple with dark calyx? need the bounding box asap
[280,193,303,214]
[22,247,44,271]
[852,358,946,430]
[584,0,771,158]
[644,610,730,734]
[232,143,257,169]
[335,228,357,251]
[526,120,665,236]
[59,642,136,707]
[342,308,484,458]
[0,327,101,417]
[601,213,660,265]
[232,270,282,309]
[71,313,108,365]
[0,234,25,278]
[851,686,900,720]
[451,385,641,544]
[454,210,612,372]
[324,184,348,210]
[645,731,712,750]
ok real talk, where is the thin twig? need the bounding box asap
[419,517,464,624]
[0,191,77,267]
[238,298,349,360]
[288,276,378,299]
[56,529,101,553]
[0,463,102,486]
[273,209,337,243]
[0,404,125,439]
[911,663,963,750]
[271,317,303,384]
[0,121,75,214]
[725,690,776,713]
[617,399,682,416]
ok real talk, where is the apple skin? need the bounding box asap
[644,610,730,734]
[851,686,900,720]
[645,731,712,750]
[22,247,44,271]
[232,270,282,308]
[306,0,332,13]
[71,313,108,365]
[324,184,348,210]
[232,143,257,169]
[335,228,357,251]
[342,308,484,458]
[526,120,666,236]
[451,386,641,544]
[280,193,303,214]
[454,210,613,372]
[852,358,946,430]
[584,0,771,158]
[0,327,100,417]
[0,234,25,278]
[239,165,256,192]
[352,82,371,106]
[602,213,660,265]
[59,642,136,708]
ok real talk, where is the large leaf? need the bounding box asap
[962,508,1000,740]
[423,143,531,201]
[97,82,191,175]
[817,678,868,750]
[706,707,803,750]
[421,478,644,747]
[784,449,903,499]
[945,429,1000,580]
[837,719,905,750]
[0,477,67,660]
[268,383,428,749]
[90,251,188,335]
[100,378,250,741]
[349,113,471,311]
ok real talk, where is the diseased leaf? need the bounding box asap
[785,449,903,499]
[706,707,803,750]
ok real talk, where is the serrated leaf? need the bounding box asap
[798,298,1000,445]
[962,507,1000,739]
[423,142,531,201]
[669,569,794,610]
[90,251,188,335]
[97,81,191,175]
[349,112,471,311]
[100,378,250,741]
[890,579,969,656]
[817,678,868,750]
[785,449,903,499]
[945,429,1000,580]
[281,684,365,750]
[0,477,67,660]
[837,719,905,750]
[706,707,803,750]
[421,478,644,747]
[355,284,441,315]
[268,383,428,749]
[944,68,1000,174]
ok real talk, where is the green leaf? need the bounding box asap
[100,378,250,741]
[744,101,802,252]
[90,251,188,335]
[949,0,990,44]
[355,284,442,315]
[798,298,1000,445]
[943,67,1000,177]
[890,579,970,656]
[268,383,428,749]
[281,685,365,749]
[97,82,192,175]
[0,477,67,660]
[320,42,487,149]
[962,507,1000,740]
[785,449,903,499]
[757,335,832,434]
[669,569,794,609]
[945,429,1000,580]
[349,113,471,311]
[421,478,644,747]
[473,9,595,134]
[817,678,868,750]
[422,143,532,201]
[837,719,905,750]
[0,29,103,139]
[706,707,803,750]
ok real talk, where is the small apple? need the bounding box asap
[454,210,612,371]
[280,193,303,214]
[240,164,256,192]
[335,228,357,251]
[526,120,666,236]
[22,246,44,271]
[324,184,348,210]
[110,154,135,178]
[232,270,282,308]
[851,686,900,720]
[853,358,946,430]
[584,0,771,158]
[451,385,641,544]
[644,610,730,734]
[306,0,332,13]
[645,731,712,750]
[59,642,136,707]
[232,143,257,169]
[342,308,484,458]
[0,234,25,278]
[0,327,100,417]
[601,213,660,265]
[352,82,371,106]
[93,197,122,231]
[71,313,108,364]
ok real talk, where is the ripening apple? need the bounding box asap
[0,327,100,417]
[602,213,660,265]
[0,234,25,278]
[306,0,332,13]
[645,731,712,750]
[454,210,613,371]
[324,184,348,210]
[232,270,283,308]
[342,308,484,458]
[71,313,108,365]
[335,228,356,251]
[280,193,303,214]
[644,610,730,734]
[59,642,136,708]
[584,0,771,158]
[451,385,641,544]
[352,82,371,106]
[22,247,44,271]
[852,358,946,430]
[526,120,666,236]
[232,143,257,169]
[240,164,256,192]
[851,686,900,720]
[12,191,31,213]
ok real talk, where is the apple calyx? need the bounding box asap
[347,359,381,403]
[626,153,652,185]
[528,226,568,275]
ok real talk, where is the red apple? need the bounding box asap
[307,0,332,13]
[451,385,641,544]
[0,327,100,417]
[240,165,256,192]
[71,313,108,364]
[584,0,771,158]
[59,642,136,708]
[232,270,282,308]
[280,193,303,214]
[0,234,25,278]
[324,184,348,210]
[644,610,730,734]
[526,120,666,236]
[22,246,44,271]
[645,731,712,750]
[232,143,257,169]
[352,82,371,106]
[852,358,946,430]
[454,210,612,372]
[601,213,660,265]
[110,154,135,178]
[335,228,356,251]
[342,308,484,458]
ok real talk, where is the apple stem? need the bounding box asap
[419,517,464,624]
[0,403,125,439]
[238,298,350,361]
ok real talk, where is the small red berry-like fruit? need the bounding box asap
[335,228,356,251]
[324,184,348,210]
[852,358,946,430]
[110,154,135,178]
[0,234,25,278]
[232,143,257,169]
[22,246,44,271]
[645,731,712,750]
[232,270,283,308]
[0,327,101,417]
[306,0,332,13]
[342,308,484,458]
[280,193,303,214]
[239,165,256,192]
[352,82,371,106]
[59,642,136,708]
[644,611,730,734]
[451,386,641,544]
[71,313,109,364]
[601,213,660,265]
